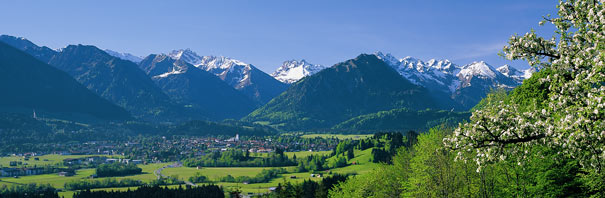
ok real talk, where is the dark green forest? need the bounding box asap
[73,185,224,198]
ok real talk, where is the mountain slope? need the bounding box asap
[47,45,192,121]
[169,49,288,104]
[0,42,130,120]
[0,35,57,63]
[139,54,258,120]
[271,59,325,83]
[244,54,442,130]
[332,108,470,133]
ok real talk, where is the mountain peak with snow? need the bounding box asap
[271,59,325,83]
[168,49,203,66]
[372,52,534,95]
[497,64,536,82]
[457,61,497,79]
[167,49,287,103]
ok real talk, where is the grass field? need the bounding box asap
[301,134,373,140]
[329,148,378,175]
[0,154,121,168]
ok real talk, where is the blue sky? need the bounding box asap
[1,0,557,73]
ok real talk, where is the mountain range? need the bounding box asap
[0,41,131,121]
[138,54,257,119]
[246,53,535,130]
[245,54,443,130]
[374,52,534,109]
[168,49,288,104]
[0,34,534,131]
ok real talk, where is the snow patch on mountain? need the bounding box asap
[271,59,325,83]
[154,67,185,78]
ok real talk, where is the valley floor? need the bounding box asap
[0,149,377,198]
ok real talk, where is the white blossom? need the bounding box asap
[445,0,605,172]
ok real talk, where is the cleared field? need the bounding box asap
[301,134,372,140]
[284,150,331,158]
[0,154,120,168]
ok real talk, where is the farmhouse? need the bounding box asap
[58,171,75,177]
[0,167,44,177]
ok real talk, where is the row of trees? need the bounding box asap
[73,185,224,198]
[259,174,349,198]
[0,183,58,198]
[64,178,143,190]
[95,163,142,177]
[218,168,287,183]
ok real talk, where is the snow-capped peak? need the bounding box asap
[496,65,519,77]
[373,52,537,94]
[522,67,536,79]
[104,49,143,63]
[167,49,250,74]
[166,49,258,88]
[197,55,249,70]
[497,65,536,81]
[457,61,497,79]
[168,49,203,66]
[271,59,325,83]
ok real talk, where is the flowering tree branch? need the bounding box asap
[445,0,605,172]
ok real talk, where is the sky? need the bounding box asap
[0,0,557,73]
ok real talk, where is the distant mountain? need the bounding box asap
[168,49,288,104]
[0,35,57,62]
[245,54,443,130]
[139,54,258,120]
[374,52,534,109]
[0,41,131,120]
[104,49,143,63]
[271,59,325,83]
[47,44,194,121]
[496,64,535,83]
